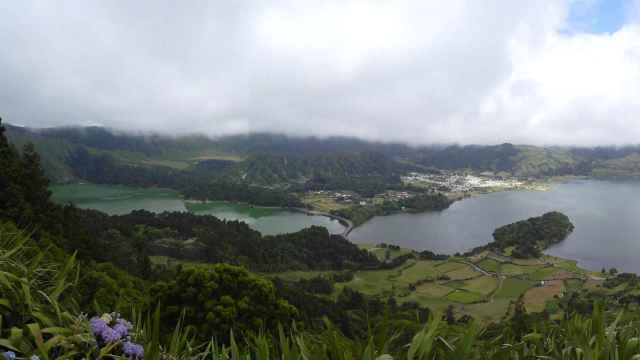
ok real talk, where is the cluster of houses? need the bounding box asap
[402,172,524,193]
[381,190,412,201]
[309,190,368,205]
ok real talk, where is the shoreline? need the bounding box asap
[183,199,354,236]
[345,177,559,235]
[52,181,625,276]
[182,177,562,238]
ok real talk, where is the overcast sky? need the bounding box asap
[1,0,639,145]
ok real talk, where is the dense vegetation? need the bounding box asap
[332,193,452,226]
[70,209,377,273]
[10,123,640,192]
[4,118,640,358]
[228,152,405,185]
[489,211,575,258]
[5,221,640,359]
[419,143,519,173]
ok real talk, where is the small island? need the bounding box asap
[489,211,575,258]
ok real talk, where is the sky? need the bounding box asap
[1,0,639,146]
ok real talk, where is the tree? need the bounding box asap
[0,117,26,224]
[511,295,528,340]
[152,264,297,341]
[20,143,53,226]
[491,212,574,258]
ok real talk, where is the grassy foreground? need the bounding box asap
[1,221,639,359]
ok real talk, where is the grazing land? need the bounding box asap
[271,243,596,322]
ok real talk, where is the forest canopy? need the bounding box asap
[491,211,575,258]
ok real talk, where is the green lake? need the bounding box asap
[50,183,346,235]
[187,202,346,235]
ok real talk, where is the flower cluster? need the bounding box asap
[122,341,145,358]
[89,313,144,358]
[2,349,41,359]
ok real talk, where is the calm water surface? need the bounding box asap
[50,183,187,214]
[50,183,345,235]
[187,202,346,235]
[349,180,640,273]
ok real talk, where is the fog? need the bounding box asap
[1,1,639,145]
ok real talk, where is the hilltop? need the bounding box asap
[7,124,640,185]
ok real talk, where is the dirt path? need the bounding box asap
[461,259,504,302]
[461,260,491,276]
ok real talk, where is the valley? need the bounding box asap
[3,4,639,357]
[48,178,637,322]
[4,121,640,358]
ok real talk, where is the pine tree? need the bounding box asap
[0,117,28,224]
[511,294,528,339]
[21,142,52,222]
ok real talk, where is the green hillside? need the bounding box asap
[512,146,579,177]
[3,117,640,358]
[5,124,76,181]
[8,124,640,199]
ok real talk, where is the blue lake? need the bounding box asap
[350,180,640,273]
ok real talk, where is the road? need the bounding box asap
[290,207,354,236]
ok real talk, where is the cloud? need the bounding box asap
[0,0,638,145]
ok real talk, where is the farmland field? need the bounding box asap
[522,280,565,312]
[477,258,500,273]
[446,290,484,304]
[460,276,498,295]
[495,278,535,298]
[269,244,588,322]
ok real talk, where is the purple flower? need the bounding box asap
[100,326,121,343]
[90,317,108,336]
[1,351,16,360]
[116,318,133,330]
[113,323,129,337]
[122,341,144,358]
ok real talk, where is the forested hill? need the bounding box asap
[6,117,640,359]
[227,152,405,184]
[0,118,379,275]
[7,123,640,185]
[488,212,574,258]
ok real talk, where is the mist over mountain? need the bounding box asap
[3,2,640,358]
[7,123,640,185]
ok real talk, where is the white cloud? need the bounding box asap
[0,0,638,145]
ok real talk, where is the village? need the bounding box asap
[305,189,414,207]
[301,171,548,213]
[402,171,529,193]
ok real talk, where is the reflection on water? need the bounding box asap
[188,202,345,235]
[50,183,346,236]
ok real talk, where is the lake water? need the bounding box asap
[349,180,640,273]
[187,202,346,236]
[50,183,187,214]
[50,183,346,236]
[52,180,640,272]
